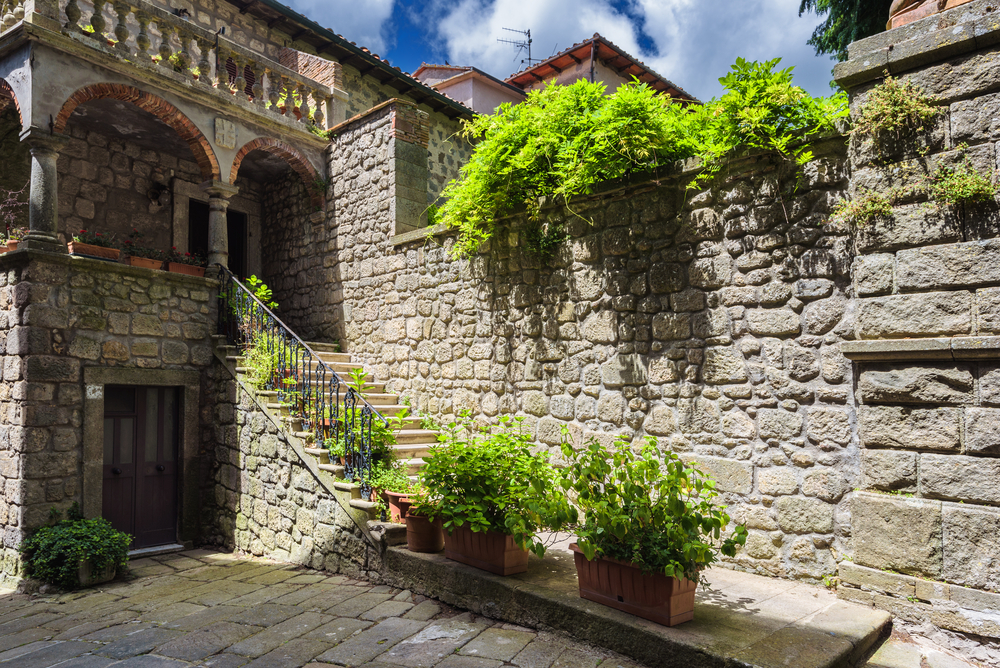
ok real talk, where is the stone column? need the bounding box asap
[201,180,239,268]
[19,128,69,253]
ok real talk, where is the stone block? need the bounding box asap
[648,262,685,293]
[644,406,676,436]
[802,468,850,502]
[745,308,800,337]
[853,254,894,297]
[722,410,756,439]
[942,503,1000,592]
[689,255,732,289]
[601,353,647,387]
[784,343,820,382]
[855,204,960,253]
[921,453,1000,505]
[669,288,705,312]
[680,454,752,494]
[964,408,1000,454]
[774,496,834,534]
[702,347,747,384]
[856,292,972,339]
[651,312,691,340]
[977,287,1000,335]
[582,311,616,344]
[896,239,1000,290]
[803,296,847,335]
[758,467,798,496]
[806,408,851,447]
[950,91,1000,144]
[852,492,942,577]
[757,408,803,441]
[24,356,80,382]
[980,363,1000,405]
[860,449,917,491]
[858,364,973,405]
[859,406,961,451]
[839,562,916,597]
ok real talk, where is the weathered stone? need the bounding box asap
[977,287,1000,335]
[806,408,851,446]
[853,254,894,297]
[677,397,720,434]
[758,468,798,496]
[722,410,756,439]
[980,363,1000,405]
[803,296,847,335]
[921,454,1000,505]
[679,208,722,242]
[582,311,617,343]
[858,364,974,405]
[601,354,647,388]
[852,493,942,577]
[860,449,917,491]
[651,313,691,340]
[855,203,961,253]
[689,255,733,289]
[856,293,972,339]
[802,468,850,502]
[896,239,1000,290]
[597,394,627,425]
[942,504,1000,592]
[745,309,800,337]
[669,288,706,312]
[951,91,1000,144]
[784,344,819,382]
[744,531,778,559]
[702,347,747,384]
[774,496,834,534]
[859,406,961,451]
[681,455,752,494]
[649,263,685,293]
[964,408,1000,454]
[757,409,803,440]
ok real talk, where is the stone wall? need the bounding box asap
[0,251,217,578]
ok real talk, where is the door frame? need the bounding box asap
[82,368,201,546]
[172,179,262,277]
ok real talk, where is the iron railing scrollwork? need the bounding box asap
[216,264,383,495]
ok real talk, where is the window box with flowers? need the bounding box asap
[121,229,164,270]
[69,230,120,261]
[166,247,206,277]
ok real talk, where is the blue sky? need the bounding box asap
[283,0,841,100]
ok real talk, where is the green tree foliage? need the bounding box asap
[798,0,893,61]
[439,58,846,257]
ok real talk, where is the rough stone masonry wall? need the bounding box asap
[832,0,1000,635]
[332,125,855,582]
[0,251,216,577]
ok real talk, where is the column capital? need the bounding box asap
[19,127,69,152]
[200,180,240,199]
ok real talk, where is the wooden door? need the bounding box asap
[102,386,179,549]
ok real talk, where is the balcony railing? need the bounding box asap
[45,0,332,129]
[2,1,25,32]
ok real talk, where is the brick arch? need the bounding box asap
[54,83,220,181]
[230,138,323,207]
[0,79,23,127]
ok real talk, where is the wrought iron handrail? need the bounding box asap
[215,264,384,494]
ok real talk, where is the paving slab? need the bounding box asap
[243,637,332,668]
[304,617,372,643]
[314,617,429,666]
[382,545,892,668]
[378,618,488,668]
[459,627,534,661]
[227,611,330,657]
[96,626,186,659]
[361,600,414,621]
[3,639,100,667]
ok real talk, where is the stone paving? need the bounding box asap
[0,549,649,668]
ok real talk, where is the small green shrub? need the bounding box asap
[831,189,894,227]
[853,75,940,140]
[20,507,132,590]
[559,434,747,581]
[929,159,996,207]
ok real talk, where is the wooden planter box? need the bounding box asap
[444,525,529,576]
[78,560,116,588]
[167,262,205,277]
[569,543,697,627]
[382,491,413,524]
[405,512,444,553]
[127,256,163,270]
[69,242,120,261]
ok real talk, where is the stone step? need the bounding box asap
[394,429,439,445]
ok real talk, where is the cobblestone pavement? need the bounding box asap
[0,549,649,668]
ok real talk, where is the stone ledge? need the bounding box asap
[841,336,1000,361]
[379,546,890,668]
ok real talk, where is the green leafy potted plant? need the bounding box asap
[367,461,416,523]
[558,433,747,626]
[19,504,132,590]
[69,229,120,261]
[4,226,26,252]
[166,246,207,277]
[121,229,164,269]
[411,414,574,575]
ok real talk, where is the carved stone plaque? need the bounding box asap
[215,118,237,149]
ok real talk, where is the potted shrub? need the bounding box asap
[167,246,207,277]
[69,229,120,261]
[367,461,416,523]
[4,226,25,252]
[404,507,445,553]
[19,504,132,590]
[412,414,573,575]
[121,228,164,269]
[558,433,747,627]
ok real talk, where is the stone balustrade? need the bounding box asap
[57,0,332,129]
[1,0,25,32]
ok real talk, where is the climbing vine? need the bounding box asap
[438,58,847,257]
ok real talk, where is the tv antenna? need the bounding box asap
[498,28,538,66]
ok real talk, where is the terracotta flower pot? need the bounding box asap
[127,256,163,270]
[382,491,413,524]
[69,242,120,261]
[569,543,697,627]
[6,240,18,252]
[405,511,444,553]
[167,262,205,277]
[443,524,529,576]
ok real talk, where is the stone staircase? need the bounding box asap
[223,340,439,479]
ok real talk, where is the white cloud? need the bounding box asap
[284,0,396,55]
[422,0,837,99]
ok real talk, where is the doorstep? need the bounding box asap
[382,545,891,668]
[128,543,187,559]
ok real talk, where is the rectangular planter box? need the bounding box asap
[167,262,205,277]
[570,543,696,627]
[127,256,163,270]
[78,560,116,588]
[443,525,528,576]
[69,242,120,261]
